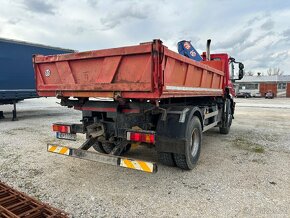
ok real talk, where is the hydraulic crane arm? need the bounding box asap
[177,40,203,61]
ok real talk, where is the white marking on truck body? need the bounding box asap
[165,86,222,92]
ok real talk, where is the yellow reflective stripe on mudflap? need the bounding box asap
[136,160,151,172]
[47,145,70,156]
[48,145,57,152]
[59,147,69,155]
[120,159,154,173]
[123,159,135,169]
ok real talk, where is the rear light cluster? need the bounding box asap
[127,131,155,144]
[52,124,71,133]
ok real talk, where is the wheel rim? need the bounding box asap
[190,128,200,157]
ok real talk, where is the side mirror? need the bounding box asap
[229,58,244,81]
[238,63,244,80]
[238,69,244,80]
[239,63,244,70]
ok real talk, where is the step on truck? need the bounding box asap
[33,39,244,173]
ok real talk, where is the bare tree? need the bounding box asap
[267,67,284,76]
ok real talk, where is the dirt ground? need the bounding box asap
[0,97,290,217]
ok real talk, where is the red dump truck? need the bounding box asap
[33,39,244,173]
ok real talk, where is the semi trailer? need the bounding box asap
[0,38,73,120]
[33,39,244,173]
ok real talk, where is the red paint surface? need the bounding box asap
[34,40,228,99]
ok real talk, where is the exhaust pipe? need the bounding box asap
[206,39,211,61]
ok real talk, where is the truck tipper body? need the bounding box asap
[33,39,244,173]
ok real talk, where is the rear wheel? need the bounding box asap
[173,116,202,170]
[92,141,131,155]
[158,152,176,167]
[102,143,116,154]
[92,141,106,153]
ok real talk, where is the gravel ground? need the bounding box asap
[0,97,290,217]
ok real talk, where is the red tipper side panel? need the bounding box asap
[161,48,224,98]
[33,40,225,99]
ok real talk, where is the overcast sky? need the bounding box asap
[1,0,290,74]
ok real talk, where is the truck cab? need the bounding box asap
[201,52,244,97]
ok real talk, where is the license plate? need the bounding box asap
[56,132,77,141]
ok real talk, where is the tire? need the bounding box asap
[173,116,202,170]
[158,152,176,167]
[92,141,106,153]
[102,143,116,154]
[92,141,131,155]
[219,99,232,134]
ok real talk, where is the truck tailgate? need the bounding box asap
[34,42,155,98]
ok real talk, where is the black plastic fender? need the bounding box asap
[155,106,203,154]
[229,95,235,118]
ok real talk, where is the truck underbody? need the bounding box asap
[49,94,233,172]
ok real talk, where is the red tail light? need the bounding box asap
[127,131,155,144]
[130,132,141,141]
[52,124,70,133]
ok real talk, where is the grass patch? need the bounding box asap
[4,127,36,135]
[252,147,264,153]
[232,137,265,153]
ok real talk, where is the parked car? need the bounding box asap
[265,90,274,99]
[253,92,262,98]
[236,92,252,98]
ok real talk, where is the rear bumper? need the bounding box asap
[47,144,157,173]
